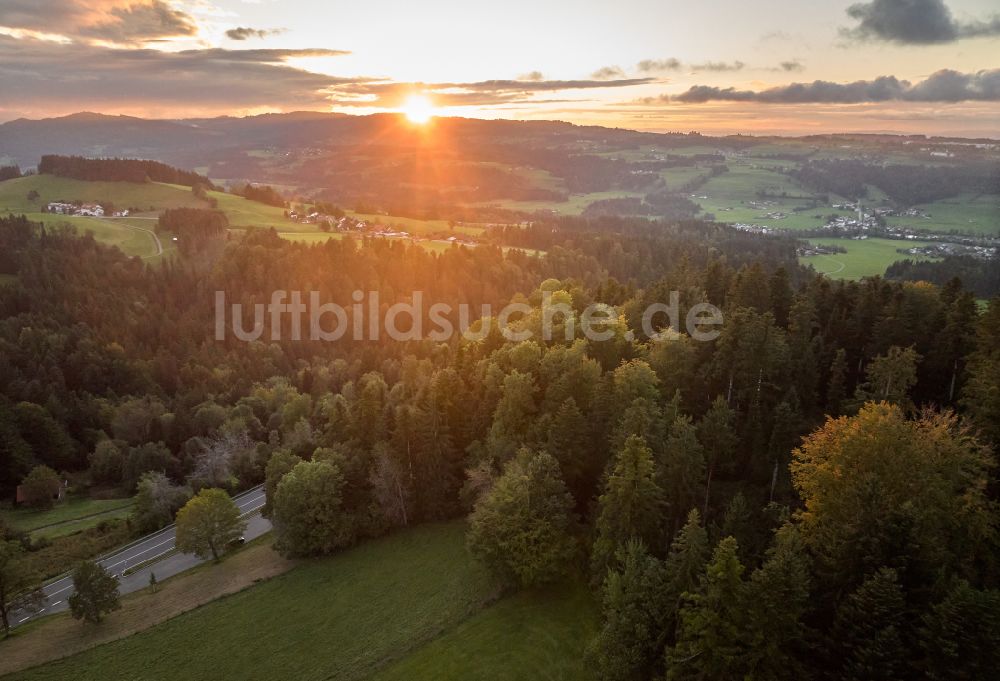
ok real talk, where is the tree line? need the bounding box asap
[37,155,216,188]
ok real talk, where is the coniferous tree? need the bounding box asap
[656,416,705,536]
[696,397,737,517]
[919,580,1000,680]
[588,539,671,681]
[666,537,747,681]
[742,525,812,681]
[825,348,849,416]
[829,568,908,681]
[592,435,664,579]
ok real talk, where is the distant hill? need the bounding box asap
[2,111,995,230]
[0,111,691,171]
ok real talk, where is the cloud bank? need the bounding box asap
[226,27,283,41]
[0,35,359,111]
[669,69,1000,103]
[843,0,1000,44]
[0,0,197,43]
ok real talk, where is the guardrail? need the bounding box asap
[119,502,267,578]
[36,484,266,589]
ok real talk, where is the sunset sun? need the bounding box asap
[401,94,435,124]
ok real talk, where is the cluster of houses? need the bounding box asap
[286,209,355,230]
[797,243,846,258]
[45,202,129,218]
[731,223,777,235]
[900,242,997,260]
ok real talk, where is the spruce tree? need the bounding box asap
[666,537,747,681]
[830,567,908,681]
[588,539,671,681]
[592,435,664,580]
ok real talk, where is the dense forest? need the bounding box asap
[37,155,215,188]
[1,212,998,677]
[887,255,1000,298]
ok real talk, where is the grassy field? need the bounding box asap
[2,497,134,539]
[0,176,206,214]
[4,523,597,681]
[800,237,937,280]
[885,193,999,236]
[372,581,596,681]
[208,190,292,229]
[692,163,842,231]
[659,166,711,191]
[278,232,472,254]
[14,212,161,258]
[478,190,646,215]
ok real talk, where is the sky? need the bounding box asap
[0,0,998,136]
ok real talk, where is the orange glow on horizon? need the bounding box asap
[401,95,435,124]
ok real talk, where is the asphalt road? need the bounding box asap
[11,485,270,629]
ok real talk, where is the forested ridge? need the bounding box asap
[1,212,998,677]
[37,155,216,188]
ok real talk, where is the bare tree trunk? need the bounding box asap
[395,478,408,526]
[949,360,958,403]
[703,464,714,517]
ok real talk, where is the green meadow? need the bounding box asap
[2,497,134,540]
[4,523,597,681]
[800,237,938,280]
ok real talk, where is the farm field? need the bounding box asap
[659,165,711,190]
[207,189,292,229]
[800,237,938,280]
[477,190,646,215]
[884,193,999,236]
[346,211,485,237]
[0,176,206,214]
[278,232,489,255]
[2,496,134,540]
[4,522,596,681]
[14,212,162,259]
[692,163,848,231]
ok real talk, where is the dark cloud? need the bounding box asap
[691,60,745,72]
[591,65,626,80]
[843,0,1000,44]
[0,0,197,43]
[518,71,545,81]
[636,58,744,73]
[637,58,682,72]
[779,60,805,72]
[668,69,1000,103]
[0,35,361,112]
[226,27,283,41]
